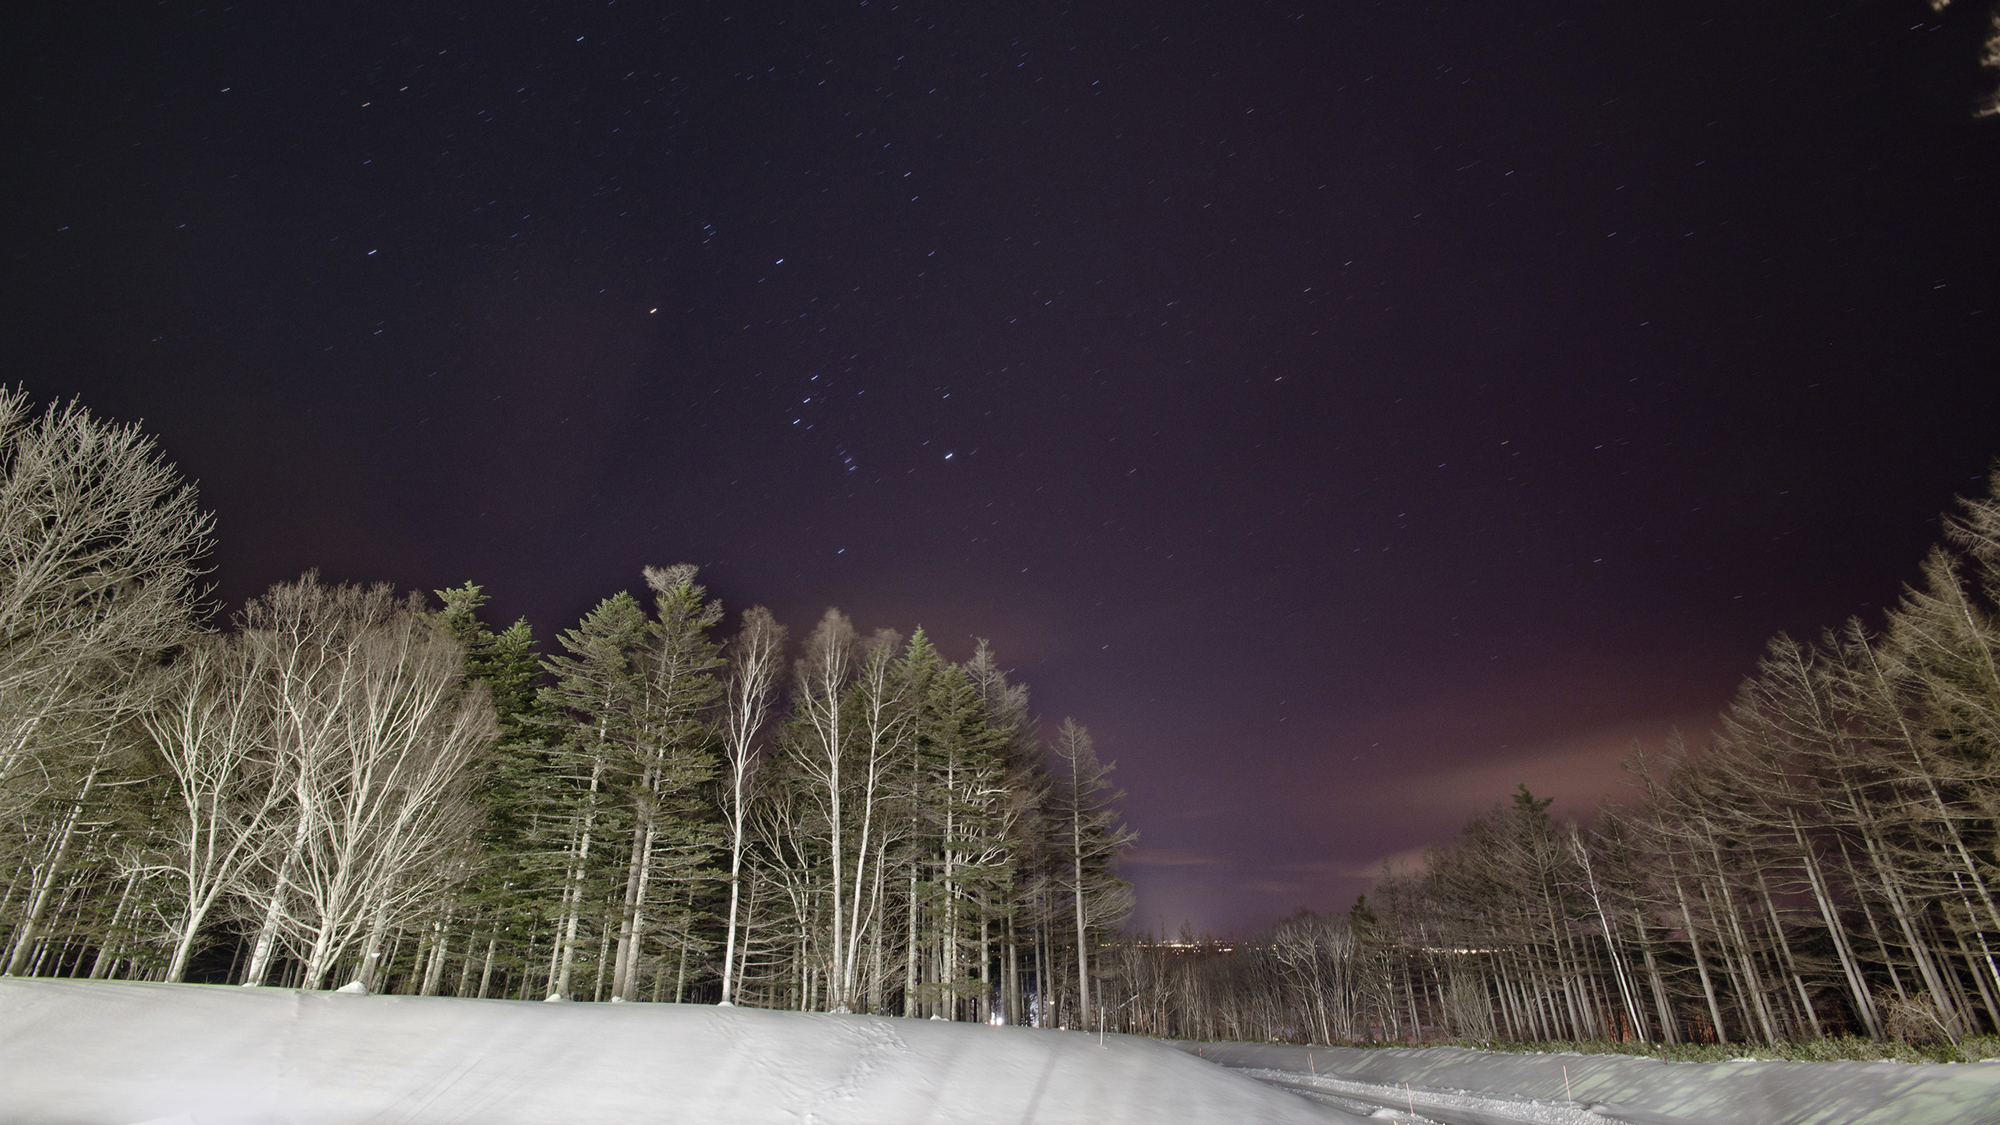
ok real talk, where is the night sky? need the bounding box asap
[8,2,1999,936]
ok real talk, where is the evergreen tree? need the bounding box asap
[1048,718,1136,1023]
[431,583,549,997]
[531,568,725,1002]
[536,589,649,999]
[914,653,1015,1019]
[608,565,724,1002]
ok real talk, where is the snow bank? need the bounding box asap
[1179,1040,2000,1125]
[0,979,1360,1124]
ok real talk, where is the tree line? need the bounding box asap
[0,387,1136,1025]
[1086,472,2000,1050]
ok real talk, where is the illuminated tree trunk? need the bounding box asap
[717,607,782,1005]
[3,764,98,976]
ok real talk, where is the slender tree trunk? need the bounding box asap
[720,802,747,1004]
[1573,829,1645,1041]
[421,914,452,996]
[1752,863,1820,1038]
[89,864,143,980]
[1837,834,1911,1003]
[518,927,538,1000]
[1862,827,1958,1029]
[612,818,648,999]
[1948,900,2000,1033]
[592,916,613,1002]
[1701,841,1778,1044]
[409,923,435,994]
[1633,911,1677,1044]
[1671,868,1728,1043]
[1793,818,1880,1037]
[674,922,690,1002]
[616,819,659,1001]
[1073,837,1090,1021]
[1696,875,1763,1044]
[553,752,606,1000]
[904,856,920,1017]
[735,875,758,1004]
[1005,911,1020,1026]
[478,934,498,998]
[4,765,99,976]
[242,838,304,988]
[350,895,395,991]
[1864,640,2000,942]
[453,929,476,997]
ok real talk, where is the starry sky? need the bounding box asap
[8,2,1999,936]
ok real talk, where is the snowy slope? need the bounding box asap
[0,979,1361,1125]
[1184,1041,2000,1125]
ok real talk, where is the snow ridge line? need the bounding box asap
[1182,1041,2000,1125]
[1240,1067,1636,1125]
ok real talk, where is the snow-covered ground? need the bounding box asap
[10,980,1996,1125]
[0,979,1359,1124]
[1185,1040,2000,1125]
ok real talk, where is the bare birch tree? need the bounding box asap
[786,609,859,1011]
[231,576,493,990]
[0,388,211,807]
[716,606,784,1004]
[0,388,209,974]
[832,627,909,1009]
[133,636,286,981]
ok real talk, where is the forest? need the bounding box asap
[0,388,1134,1025]
[1095,475,2000,1053]
[9,384,2000,1056]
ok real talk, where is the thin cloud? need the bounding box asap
[1120,846,1224,868]
[1269,847,1432,881]
[1390,713,1717,823]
